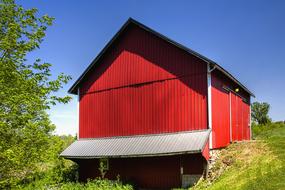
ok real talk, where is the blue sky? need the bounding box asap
[21,0,285,135]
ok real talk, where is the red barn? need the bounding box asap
[61,18,254,189]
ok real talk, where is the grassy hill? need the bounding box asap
[191,122,285,190]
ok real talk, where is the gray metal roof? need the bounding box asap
[60,130,210,159]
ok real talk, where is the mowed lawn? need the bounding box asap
[192,123,285,190]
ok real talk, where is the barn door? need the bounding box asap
[230,92,250,142]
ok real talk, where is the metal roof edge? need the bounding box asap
[60,129,210,159]
[200,130,211,152]
[60,150,202,159]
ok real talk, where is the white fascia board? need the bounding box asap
[207,64,213,149]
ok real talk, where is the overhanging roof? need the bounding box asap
[60,130,210,159]
[68,18,254,97]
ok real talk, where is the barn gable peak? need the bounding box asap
[68,18,254,97]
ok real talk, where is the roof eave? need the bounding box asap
[60,150,203,159]
[214,65,255,97]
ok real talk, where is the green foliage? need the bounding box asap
[251,102,271,125]
[16,134,79,189]
[0,0,71,188]
[20,179,133,190]
[0,1,132,189]
[252,122,285,139]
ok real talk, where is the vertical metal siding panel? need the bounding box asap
[86,94,90,137]
[182,81,186,131]
[142,86,145,135]
[231,94,244,141]
[246,103,250,140]
[237,98,242,141]
[231,93,238,141]
[202,75,206,130]
[241,100,244,140]
[166,81,170,133]
[190,79,193,131]
[246,104,248,140]
[211,74,230,149]
[246,102,249,140]
[178,80,181,131]
[89,94,93,137]
[176,80,179,132]
[242,102,245,140]
[242,101,250,140]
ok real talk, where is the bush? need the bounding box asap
[15,135,133,190]
[252,122,285,139]
[20,179,133,190]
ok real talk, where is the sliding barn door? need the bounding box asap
[230,92,250,141]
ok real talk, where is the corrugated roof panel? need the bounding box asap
[60,130,210,158]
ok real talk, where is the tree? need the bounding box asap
[0,0,71,187]
[251,102,271,125]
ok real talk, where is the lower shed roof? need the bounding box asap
[60,130,210,159]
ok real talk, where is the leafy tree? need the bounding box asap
[251,102,271,125]
[0,0,71,187]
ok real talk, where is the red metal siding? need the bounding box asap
[231,92,250,141]
[202,141,210,160]
[76,154,205,189]
[80,25,206,94]
[211,70,251,149]
[79,25,208,138]
[242,102,250,140]
[211,74,231,149]
[80,75,207,138]
[231,92,238,141]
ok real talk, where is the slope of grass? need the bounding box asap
[192,122,285,190]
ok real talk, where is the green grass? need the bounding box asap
[192,122,285,190]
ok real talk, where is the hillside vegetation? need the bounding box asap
[192,122,285,190]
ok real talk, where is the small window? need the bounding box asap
[99,158,109,170]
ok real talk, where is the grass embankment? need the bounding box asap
[192,122,285,190]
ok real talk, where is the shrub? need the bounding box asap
[252,122,285,139]
[20,179,133,190]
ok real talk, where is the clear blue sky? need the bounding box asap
[21,0,285,135]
